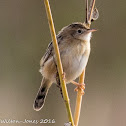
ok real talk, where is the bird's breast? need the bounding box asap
[61,41,90,82]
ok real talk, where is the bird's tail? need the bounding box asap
[33,78,52,111]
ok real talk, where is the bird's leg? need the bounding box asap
[62,72,66,80]
[70,80,85,95]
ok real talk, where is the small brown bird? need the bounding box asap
[33,22,96,111]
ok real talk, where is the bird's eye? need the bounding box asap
[77,29,82,34]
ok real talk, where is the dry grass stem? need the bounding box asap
[74,0,97,126]
[43,0,98,126]
[44,0,74,125]
[88,0,96,24]
[85,0,88,24]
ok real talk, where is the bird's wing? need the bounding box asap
[40,41,53,67]
[40,34,63,67]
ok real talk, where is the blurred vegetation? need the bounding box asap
[0,0,126,126]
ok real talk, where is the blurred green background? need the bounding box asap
[0,0,126,126]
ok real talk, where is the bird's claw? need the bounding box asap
[74,83,85,95]
[62,72,66,80]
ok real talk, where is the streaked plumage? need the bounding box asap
[33,22,94,111]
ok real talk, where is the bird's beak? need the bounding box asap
[87,29,97,33]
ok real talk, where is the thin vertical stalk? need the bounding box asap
[74,0,96,125]
[43,0,74,125]
[88,0,96,23]
[74,70,85,126]
[85,0,88,24]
